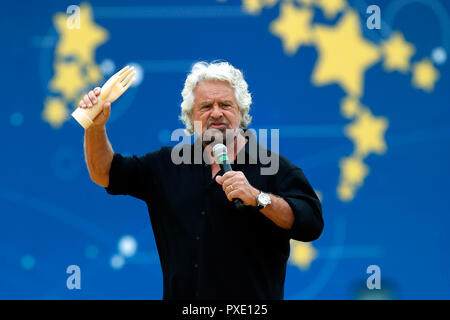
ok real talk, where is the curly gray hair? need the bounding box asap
[179,61,252,134]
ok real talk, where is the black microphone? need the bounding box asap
[212,143,245,210]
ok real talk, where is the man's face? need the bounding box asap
[190,79,242,145]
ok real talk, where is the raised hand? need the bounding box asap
[73,66,136,129]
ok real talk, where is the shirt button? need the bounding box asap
[200,211,206,216]
[194,263,198,268]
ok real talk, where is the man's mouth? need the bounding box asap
[209,123,227,129]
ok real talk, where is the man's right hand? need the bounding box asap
[79,87,111,127]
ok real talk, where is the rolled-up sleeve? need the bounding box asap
[275,167,323,242]
[105,152,156,201]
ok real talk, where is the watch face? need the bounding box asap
[259,193,271,206]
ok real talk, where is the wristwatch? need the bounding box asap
[256,191,271,209]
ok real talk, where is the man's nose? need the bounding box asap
[210,104,223,119]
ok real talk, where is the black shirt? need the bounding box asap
[105,137,323,300]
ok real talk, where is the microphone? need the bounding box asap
[212,143,245,210]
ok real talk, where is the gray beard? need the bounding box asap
[201,128,243,147]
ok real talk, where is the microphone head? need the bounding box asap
[212,143,229,164]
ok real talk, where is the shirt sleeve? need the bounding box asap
[105,152,157,201]
[274,167,324,242]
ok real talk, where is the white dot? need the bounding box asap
[118,235,138,258]
[21,255,35,270]
[110,254,125,270]
[126,62,144,87]
[10,112,24,126]
[431,47,446,65]
[100,59,116,76]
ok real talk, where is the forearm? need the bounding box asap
[259,194,295,230]
[84,125,114,187]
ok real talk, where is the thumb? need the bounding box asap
[215,175,223,185]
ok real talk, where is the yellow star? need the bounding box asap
[42,97,69,128]
[297,0,315,6]
[340,96,363,119]
[316,0,347,19]
[50,61,86,101]
[270,3,314,55]
[382,32,415,73]
[53,2,108,64]
[345,110,388,157]
[242,0,262,14]
[312,10,381,97]
[263,0,278,6]
[242,0,277,15]
[337,182,354,201]
[339,156,369,186]
[412,58,440,92]
[289,240,318,271]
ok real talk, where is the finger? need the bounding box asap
[225,181,246,195]
[222,178,235,191]
[215,175,223,185]
[224,171,246,186]
[88,91,97,105]
[121,70,136,85]
[222,176,243,191]
[222,171,238,180]
[121,76,135,92]
[118,66,135,83]
[232,171,245,178]
[83,94,92,107]
[94,87,101,96]
[117,65,130,76]
[79,99,86,108]
[226,190,241,202]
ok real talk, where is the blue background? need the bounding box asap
[1,0,449,299]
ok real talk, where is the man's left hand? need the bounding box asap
[216,171,260,207]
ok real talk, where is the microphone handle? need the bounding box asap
[220,163,245,209]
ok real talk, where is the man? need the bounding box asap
[81,61,323,300]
